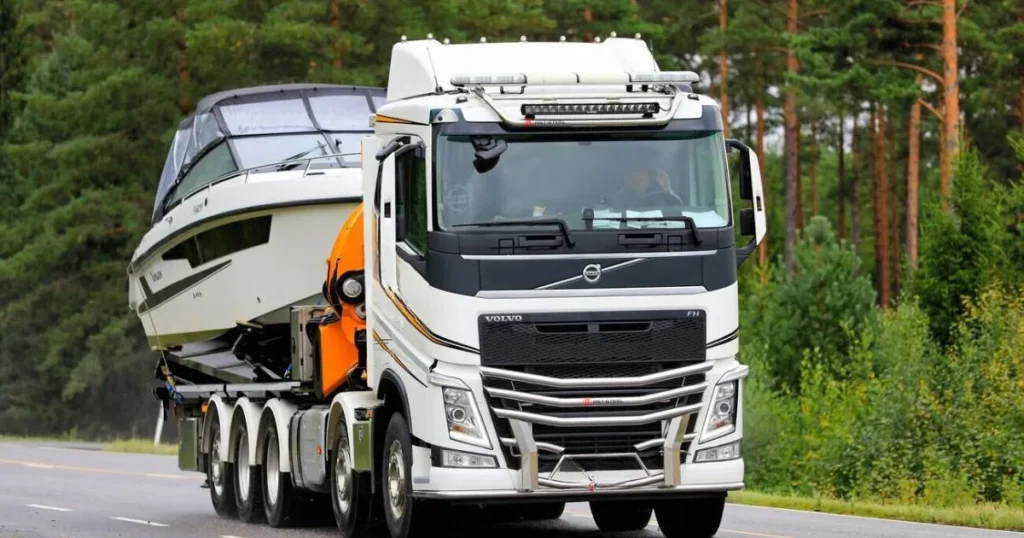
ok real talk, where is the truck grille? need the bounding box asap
[478,310,707,474]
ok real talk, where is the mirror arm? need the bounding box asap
[735,238,757,267]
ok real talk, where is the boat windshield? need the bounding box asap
[152,86,384,223]
[434,130,731,231]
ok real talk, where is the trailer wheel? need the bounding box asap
[381,412,432,538]
[654,497,725,538]
[331,418,370,536]
[260,419,301,527]
[207,408,237,518]
[591,501,652,532]
[233,420,263,523]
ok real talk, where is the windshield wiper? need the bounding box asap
[586,215,702,245]
[451,218,575,248]
[276,142,326,170]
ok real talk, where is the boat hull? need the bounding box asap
[129,172,361,349]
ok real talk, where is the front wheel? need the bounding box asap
[331,418,370,536]
[591,501,652,532]
[206,408,237,518]
[381,413,433,538]
[655,497,725,538]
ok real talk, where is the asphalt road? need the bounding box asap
[1,441,1022,538]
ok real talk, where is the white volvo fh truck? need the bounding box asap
[159,35,766,538]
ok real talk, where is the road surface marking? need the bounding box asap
[720,530,792,538]
[111,516,169,527]
[25,504,72,512]
[0,458,193,480]
[730,503,1024,535]
[220,535,247,538]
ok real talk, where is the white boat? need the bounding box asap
[128,83,385,351]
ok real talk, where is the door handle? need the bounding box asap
[384,202,392,218]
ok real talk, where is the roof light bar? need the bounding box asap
[522,102,660,117]
[449,71,699,87]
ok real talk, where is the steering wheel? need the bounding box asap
[639,190,684,208]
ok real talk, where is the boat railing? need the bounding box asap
[176,152,362,205]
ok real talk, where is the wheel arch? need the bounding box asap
[327,390,384,472]
[202,395,232,463]
[256,398,298,474]
[230,397,263,465]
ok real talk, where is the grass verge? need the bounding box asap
[104,439,178,456]
[728,490,1024,532]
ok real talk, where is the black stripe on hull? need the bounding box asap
[137,260,231,314]
[129,196,361,274]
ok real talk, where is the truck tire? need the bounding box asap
[331,418,370,536]
[207,408,237,518]
[260,419,301,527]
[381,412,432,538]
[654,497,725,538]
[591,501,652,532]
[233,420,263,523]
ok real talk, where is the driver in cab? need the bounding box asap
[606,167,683,210]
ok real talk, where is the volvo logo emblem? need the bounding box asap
[582,264,602,284]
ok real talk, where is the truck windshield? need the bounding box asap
[434,130,731,231]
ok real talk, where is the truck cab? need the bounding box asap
[359,36,765,537]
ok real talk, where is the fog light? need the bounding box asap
[694,440,741,463]
[440,448,497,468]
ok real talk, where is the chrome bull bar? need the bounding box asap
[481,361,714,492]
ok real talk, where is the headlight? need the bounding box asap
[341,276,363,299]
[436,447,497,468]
[701,380,738,442]
[694,440,741,463]
[442,387,491,449]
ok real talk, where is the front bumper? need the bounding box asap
[412,358,747,501]
[413,458,743,501]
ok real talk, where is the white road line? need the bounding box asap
[729,503,1024,535]
[220,535,247,538]
[110,516,169,527]
[22,463,55,469]
[25,504,72,512]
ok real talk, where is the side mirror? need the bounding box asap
[740,208,755,236]
[726,139,753,201]
[725,139,766,266]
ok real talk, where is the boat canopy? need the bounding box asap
[153,84,386,223]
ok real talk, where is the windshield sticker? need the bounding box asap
[444,185,471,214]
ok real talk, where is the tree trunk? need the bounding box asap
[940,0,958,210]
[810,120,818,216]
[889,117,900,298]
[719,0,730,137]
[838,113,847,240]
[874,104,891,308]
[755,58,768,269]
[907,86,921,270]
[330,0,343,69]
[796,120,804,232]
[783,0,799,270]
[851,113,861,255]
[1018,84,1024,129]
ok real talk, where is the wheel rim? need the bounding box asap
[334,436,352,514]
[266,436,280,506]
[210,427,224,497]
[236,430,250,501]
[385,440,406,520]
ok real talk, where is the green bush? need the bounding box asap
[748,215,877,393]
